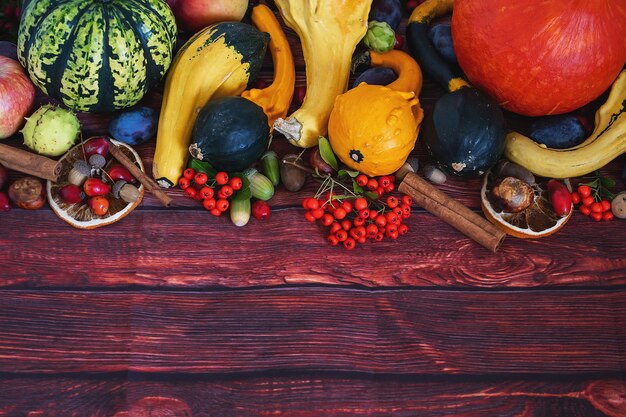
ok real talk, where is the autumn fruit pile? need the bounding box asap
[302,173,412,249]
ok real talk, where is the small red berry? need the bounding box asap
[384,184,395,193]
[386,230,399,240]
[379,176,392,188]
[367,178,379,191]
[374,233,384,242]
[386,224,398,235]
[369,209,378,219]
[183,168,195,180]
[580,205,591,216]
[178,177,191,190]
[194,172,208,185]
[570,192,581,205]
[203,198,216,210]
[304,211,316,222]
[252,200,271,220]
[386,196,399,208]
[215,172,229,185]
[591,202,603,213]
[392,206,403,218]
[341,220,352,231]
[356,174,368,187]
[329,222,342,234]
[184,187,197,199]
[358,209,370,219]
[216,198,229,212]
[194,191,204,201]
[321,213,334,226]
[366,224,378,238]
[591,211,603,222]
[335,230,348,242]
[401,204,411,218]
[333,207,347,220]
[354,197,368,211]
[582,196,595,207]
[353,216,366,227]
[600,200,611,212]
[603,211,614,221]
[386,212,399,225]
[199,186,214,200]
[401,196,412,206]
[398,224,409,235]
[311,208,325,219]
[375,216,387,227]
[376,187,385,197]
[327,235,339,246]
[219,185,234,198]
[577,185,591,198]
[210,208,222,216]
[229,177,243,191]
[341,200,353,213]
[306,198,320,210]
[357,236,367,244]
[343,238,356,250]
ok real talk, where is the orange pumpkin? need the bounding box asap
[451,0,626,116]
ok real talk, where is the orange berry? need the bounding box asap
[333,207,347,220]
[354,197,368,211]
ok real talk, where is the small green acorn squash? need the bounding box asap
[189,97,270,172]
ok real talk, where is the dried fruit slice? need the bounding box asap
[480,169,571,238]
[47,139,144,229]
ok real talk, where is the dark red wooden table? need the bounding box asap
[1,13,626,417]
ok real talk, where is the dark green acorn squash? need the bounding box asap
[422,87,505,176]
[17,0,177,112]
[190,97,270,172]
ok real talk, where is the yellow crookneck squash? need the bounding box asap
[241,4,295,129]
[504,69,626,178]
[152,21,269,188]
[272,0,373,148]
[328,50,424,176]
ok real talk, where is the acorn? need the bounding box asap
[112,180,140,203]
[88,153,106,170]
[68,160,91,186]
[423,163,447,185]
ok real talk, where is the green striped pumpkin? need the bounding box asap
[17,0,177,112]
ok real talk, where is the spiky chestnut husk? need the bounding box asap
[21,104,80,156]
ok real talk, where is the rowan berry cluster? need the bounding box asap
[302,174,412,250]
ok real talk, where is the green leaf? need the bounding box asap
[345,170,360,178]
[338,169,348,178]
[365,191,379,200]
[190,158,217,177]
[318,136,339,171]
[352,179,363,195]
[231,173,251,201]
[600,177,616,189]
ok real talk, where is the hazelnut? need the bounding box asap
[490,176,534,213]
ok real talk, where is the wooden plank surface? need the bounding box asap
[1,289,624,374]
[2,209,624,288]
[0,375,623,417]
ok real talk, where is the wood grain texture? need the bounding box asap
[0,375,623,417]
[1,209,624,288]
[0,289,624,374]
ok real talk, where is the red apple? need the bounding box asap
[167,0,249,33]
[0,56,35,139]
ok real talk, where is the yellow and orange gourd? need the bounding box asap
[328,50,424,176]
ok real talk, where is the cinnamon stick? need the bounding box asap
[107,141,172,207]
[0,143,61,182]
[398,172,506,252]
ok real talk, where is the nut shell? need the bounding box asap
[490,176,534,213]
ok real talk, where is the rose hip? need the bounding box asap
[83,136,109,157]
[547,179,571,217]
[83,178,111,196]
[59,184,84,204]
[107,165,135,183]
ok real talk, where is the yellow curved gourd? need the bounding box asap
[241,4,295,129]
[328,50,424,176]
[504,70,626,179]
[152,23,269,187]
[272,0,372,148]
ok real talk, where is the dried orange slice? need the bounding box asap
[47,139,144,229]
[480,169,571,238]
